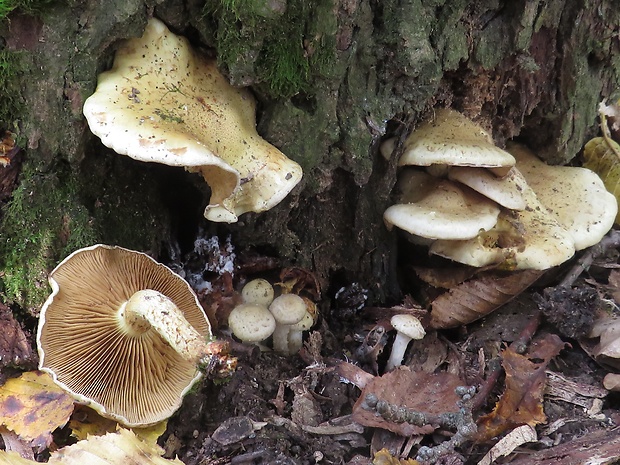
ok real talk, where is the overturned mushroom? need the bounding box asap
[83,18,302,223]
[37,244,218,427]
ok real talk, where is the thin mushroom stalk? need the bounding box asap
[119,289,210,364]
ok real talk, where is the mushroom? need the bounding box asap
[268,293,309,355]
[430,168,576,270]
[385,314,426,371]
[383,169,501,240]
[382,108,516,176]
[228,303,276,345]
[83,18,302,223]
[447,166,526,210]
[37,244,214,427]
[241,278,275,307]
[508,142,617,250]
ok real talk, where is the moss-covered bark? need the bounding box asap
[1,0,619,313]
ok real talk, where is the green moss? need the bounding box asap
[0,50,24,126]
[0,162,98,313]
[205,0,336,98]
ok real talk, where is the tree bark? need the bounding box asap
[1,0,618,312]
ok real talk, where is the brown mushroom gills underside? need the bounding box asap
[38,245,211,427]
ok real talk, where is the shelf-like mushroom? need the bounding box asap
[83,18,302,223]
[383,169,501,241]
[37,245,214,427]
[382,108,516,176]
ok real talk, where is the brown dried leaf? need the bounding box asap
[0,371,74,451]
[0,303,35,369]
[430,270,544,329]
[476,334,566,441]
[608,269,620,303]
[277,267,322,300]
[352,367,462,436]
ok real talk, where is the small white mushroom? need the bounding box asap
[287,311,315,354]
[268,294,308,354]
[241,279,275,307]
[385,314,426,371]
[228,303,276,344]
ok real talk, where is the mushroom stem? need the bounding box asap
[385,332,414,372]
[120,289,208,363]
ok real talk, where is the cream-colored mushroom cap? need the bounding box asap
[509,142,617,250]
[448,166,527,210]
[241,279,275,307]
[397,109,515,175]
[430,168,576,270]
[37,244,212,427]
[228,303,276,343]
[83,18,302,223]
[384,171,501,240]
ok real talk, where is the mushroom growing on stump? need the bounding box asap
[383,169,501,241]
[385,314,426,371]
[83,18,302,223]
[37,244,218,427]
[382,108,516,176]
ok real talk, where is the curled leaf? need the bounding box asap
[0,428,184,464]
[429,270,544,329]
[583,136,620,224]
[476,334,566,441]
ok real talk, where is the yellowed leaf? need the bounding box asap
[0,428,183,465]
[69,405,167,443]
[583,136,620,224]
[69,405,117,440]
[0,370,74,450]
[373,448,419,465]
[0,450,36,465]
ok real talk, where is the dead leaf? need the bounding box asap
[352,366,463,436]
[0,370,74,451]
[477,424,537,465]
[430,270,544,329]
[372,448,419,465]
[277,267,322,300]
[0,428,184,464]
[0,303,35,369]
[476,334,566,441]
[69,405,167,443]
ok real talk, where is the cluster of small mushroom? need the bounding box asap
[228,279,315,355]
[382,109,618,270]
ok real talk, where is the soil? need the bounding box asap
[138,240,620,464]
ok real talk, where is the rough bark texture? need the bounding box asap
[1,0,619,312]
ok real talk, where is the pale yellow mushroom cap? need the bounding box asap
[396,109,516,176]
[36,244,212,427]
[83,18,302,223]
[508,142,617,251]
[448,166,527,210]
[430,168,576,270]
[383,170,501,240]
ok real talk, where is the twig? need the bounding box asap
[560,230,620,288]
